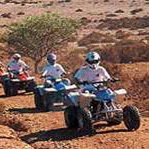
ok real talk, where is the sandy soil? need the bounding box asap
[0,0,149,149]
[0,88,149,149]
[0,63,149,149]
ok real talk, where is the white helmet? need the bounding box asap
[13,53,21,59]
[86,52,100,69]
[47,53,57,65]
[86,52,100,63]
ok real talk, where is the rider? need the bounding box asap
[42,53,66,79]
[7,53,29,76]
[75,51,111,92]
[41,53,70,87]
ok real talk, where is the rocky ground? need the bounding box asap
[0,85,148,149]
[0,0,149,149]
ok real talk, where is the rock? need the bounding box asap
[58,0,71,3]
[130,8,143,15]
[0,125,17,139]
[115,9,124,13]
[17,12,25,16]
[1,13,11,18]
[115,30,132,39]
[75,9,83,12]
[12,1,20,4]
[104,0,109,2]
[97,16,149,30]
[106,14,118,17]
[4,0,10,3]
[65,0,71,2]
[0,121,32,149]
[80,17,91,25]
[78,32,115,46]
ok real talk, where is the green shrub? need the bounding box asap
[4,13,81,72]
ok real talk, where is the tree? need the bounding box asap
[3,13,81,73]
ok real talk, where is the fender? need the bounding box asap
[64,92,80,106]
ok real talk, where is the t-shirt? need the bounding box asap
[42,63,65,79]
[8,60,29,72]
[75,65,111,82]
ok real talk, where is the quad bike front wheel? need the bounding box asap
[43,94,54,112]
[26,80,37,93]
[64,106,78,129]
[34,88,45,111]
[77,107,94,133]
[123,105,140,131]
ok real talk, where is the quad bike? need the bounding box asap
[2,70,37,97]
[64,79,140,133]
[0,68,8,83]
[34,76,77,112]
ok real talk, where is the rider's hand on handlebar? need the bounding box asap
[111,78,120,83]
[77,80,92,85]
[40,75,44,79]
[40,75,56,82]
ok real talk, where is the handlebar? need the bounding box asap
[40,75,63,82]
[40,74,53,78]
[77,78,120,85]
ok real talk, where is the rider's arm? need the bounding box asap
[57,64,66,77]
[7,63,12,71]
[20,60,29,71]
[42,66,48,77]
[101,67,111,81]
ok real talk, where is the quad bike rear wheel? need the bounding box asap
[3,80,17,97]
[64,106,78,129]
[123,105,140,131]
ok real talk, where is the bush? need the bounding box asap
[3,13,81,72]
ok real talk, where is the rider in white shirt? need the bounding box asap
[42,53,66,80]
[7,53,29,72]
[75,52,111,92]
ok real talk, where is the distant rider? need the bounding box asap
[42,53,66,80]
[41,53,70,87]
[7,53,29,72]
[7,53,29,77]
[75,51,111,92]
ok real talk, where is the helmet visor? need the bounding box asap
[88,60,99,64]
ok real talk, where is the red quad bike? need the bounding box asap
[2,70,37,97]
[0,68,7,83]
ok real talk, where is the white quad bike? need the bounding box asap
[64,79,140,133]
[34,76,77,112]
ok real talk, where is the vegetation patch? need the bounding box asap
[2,13,81,72]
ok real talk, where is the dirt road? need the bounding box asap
[0,86,148,149]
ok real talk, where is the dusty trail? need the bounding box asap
[0,0,149,148]
[0,86,149,149]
